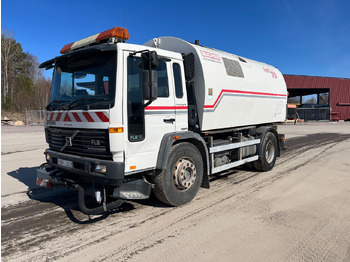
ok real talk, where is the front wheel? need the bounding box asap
[253,132,278,171]
[153,142,203,206]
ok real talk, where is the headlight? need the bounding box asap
[94,164,107,174]
[45,153,51,162]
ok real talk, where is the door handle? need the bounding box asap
[163,118,175,123]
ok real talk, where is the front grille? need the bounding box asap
[47,127,112,160]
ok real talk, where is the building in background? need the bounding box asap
[284,75,350,121]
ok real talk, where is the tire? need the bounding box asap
[153,142,203,206]
[253,132,278,171]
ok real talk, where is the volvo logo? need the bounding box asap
[60,130,79,151]
[65,137,73,147]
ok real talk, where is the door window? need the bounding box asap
[127,56,144,142]
[156,61,169,98]
[127,56,170,142]
[173,63,183,98]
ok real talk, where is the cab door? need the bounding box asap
[124,52,176,173]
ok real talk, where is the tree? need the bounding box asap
[319,93,329,104]
[1,31,51,111]
[24,52,43,87]
[287,96,300,104]
[1,31,27,107]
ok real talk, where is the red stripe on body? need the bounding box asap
[63,113,71,122]
[175,106,188,110]
[145,106,188,111]
[95,112,109,122]
[56,113,62,121]
[145,106,176,111]
[83,112,94,122]
[204,89,287,109]
[72,112,82,122]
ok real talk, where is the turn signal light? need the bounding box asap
[109,127,124,133]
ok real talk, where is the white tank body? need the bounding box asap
[144,37,287,131]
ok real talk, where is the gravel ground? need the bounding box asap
[2,122,350,261]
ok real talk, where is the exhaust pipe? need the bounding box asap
[76,185,123,215]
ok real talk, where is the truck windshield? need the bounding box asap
[48,51,116,110]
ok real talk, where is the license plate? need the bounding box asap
[57,158,73,169]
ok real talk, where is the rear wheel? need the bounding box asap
[153,142,203,206]
[253,132,277,171]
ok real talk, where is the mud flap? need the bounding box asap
[278,134,287,151]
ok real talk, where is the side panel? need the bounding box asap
[109,49,125,162]
[199,51,287,130]
[145,37,288,131]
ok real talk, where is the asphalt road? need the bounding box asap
[2,122,350,261]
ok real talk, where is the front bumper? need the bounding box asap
[44,149,125,186]
[36,159,152,215]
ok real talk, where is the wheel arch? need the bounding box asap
[156,131,210,189]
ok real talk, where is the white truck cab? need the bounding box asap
[37,27,286,214]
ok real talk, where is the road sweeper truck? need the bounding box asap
[37,27,287,214]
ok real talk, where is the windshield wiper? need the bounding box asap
[46,100,70,110]
[84,99,112,109]
[65,97,108,110]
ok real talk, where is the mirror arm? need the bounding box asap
[144,100,153,108]
[144,60,154,108]
[148,60,152,89]
[129,50,151,56]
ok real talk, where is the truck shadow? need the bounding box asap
[7,167,40,193]
[6,165,256,220]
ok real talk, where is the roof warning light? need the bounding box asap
[60,27,130,54]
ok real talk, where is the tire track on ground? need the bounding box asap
[2,133,350,261]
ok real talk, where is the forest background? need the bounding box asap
[1,31,51,121]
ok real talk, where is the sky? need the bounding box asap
[2,0,350,79]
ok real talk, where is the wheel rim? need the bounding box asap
[265,140,275,164]
[173,158,197,191]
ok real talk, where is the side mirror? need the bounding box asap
[141,51,158,101]
[143,70,158,100]
[141,51,159,70]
